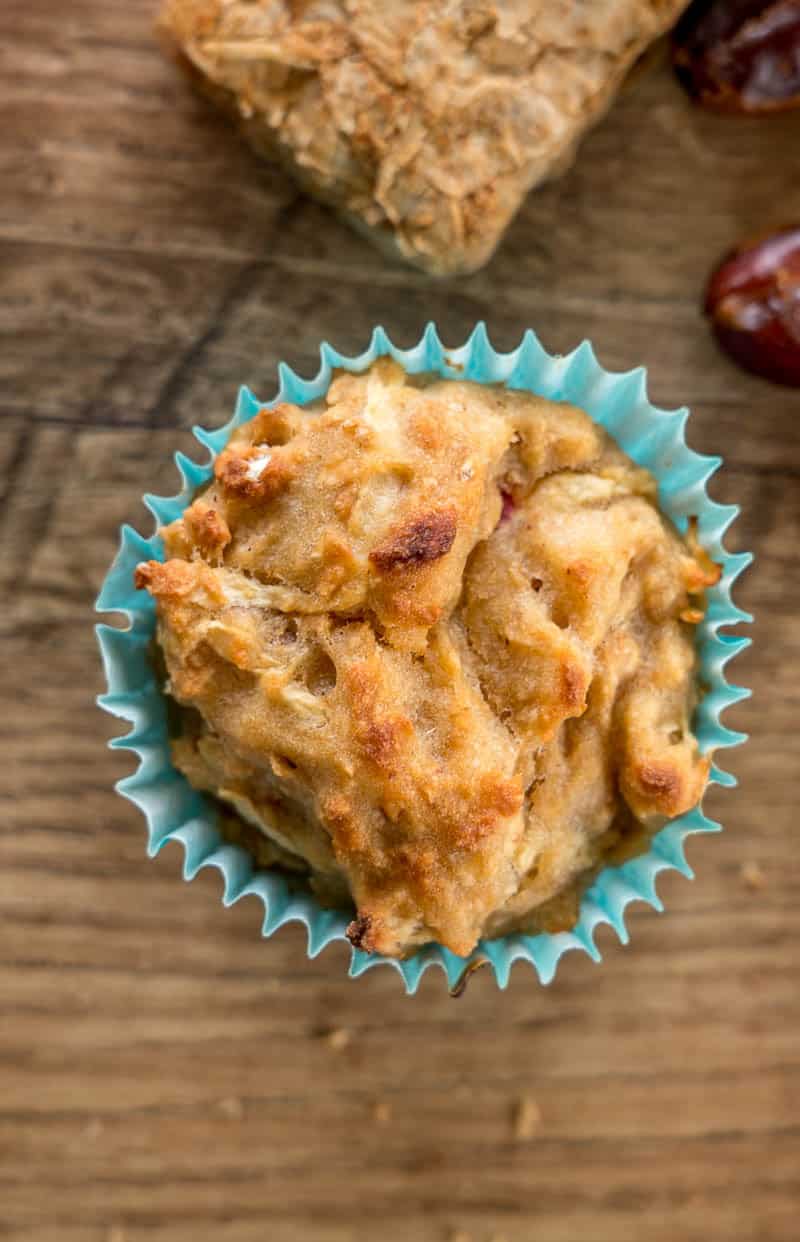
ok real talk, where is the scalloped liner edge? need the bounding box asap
[96,322,752,994]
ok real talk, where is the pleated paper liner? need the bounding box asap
[97,324,752,993]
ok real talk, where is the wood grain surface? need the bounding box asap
[2,4,799,1240]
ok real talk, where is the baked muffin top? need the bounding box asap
[136,360,718,958]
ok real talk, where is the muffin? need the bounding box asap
[133,357,719,960]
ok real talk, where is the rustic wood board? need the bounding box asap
[2,3,799,1240]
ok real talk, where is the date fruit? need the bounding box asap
[673,0,800,113]
[705,226,800,386]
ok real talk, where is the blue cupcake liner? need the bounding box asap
[96,323,752,993]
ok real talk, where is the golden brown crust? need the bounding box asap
[685,515,724,590]
[183,501,232,561]
[214,443,297,501]
[369,507,458,573]
[138,363,714,957]
[247,403,302,446]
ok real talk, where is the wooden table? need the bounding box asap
[3,4,799,1240]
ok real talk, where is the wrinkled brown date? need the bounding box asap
[673,0,800,113]
[705,226,800,386]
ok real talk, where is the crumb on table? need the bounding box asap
[512,1093,542,1141]
[322,1026,351,1051]
[740,861,766,891]
[372,1099,392,1124]
[217,1095,244,1120]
